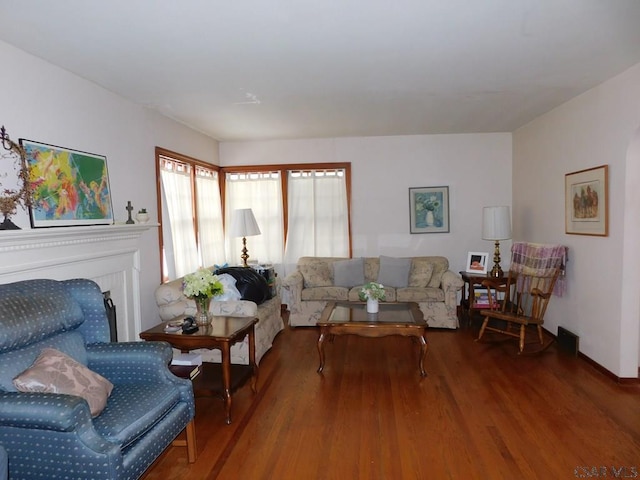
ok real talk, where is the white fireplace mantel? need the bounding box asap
[0,223,156,342]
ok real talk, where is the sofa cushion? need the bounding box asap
[301,286,349,301]
[13,347,113,417]
[348,286,396,302]
[299,258,334,288]
[333,258,365,287]
[363,257,380,283]
[377,256,411,288]
[93,383,180,448]
[0,279,85,353]
[428,257,450,288]
[0,331,88,393]
[396,287,445,303]
[408,258,434,287]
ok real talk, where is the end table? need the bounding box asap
[140,315,258,424]
[459,271,507,325]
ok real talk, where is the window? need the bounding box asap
[283,169,349,268]
[156,153,351,281]
[222,163,351,275]
[156,147,224,280]
[225,171,285,269]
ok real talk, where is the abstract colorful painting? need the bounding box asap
[20,139,114,227]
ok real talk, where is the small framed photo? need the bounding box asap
[20,139,114,228]
[565,164,608,236]
[466,252,489,274]
[409,186,450,234]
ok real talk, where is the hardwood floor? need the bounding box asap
[142,319,640,480]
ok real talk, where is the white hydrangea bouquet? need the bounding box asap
[359,281,386,301]
[182,268,224,299]
[182,268,224,325]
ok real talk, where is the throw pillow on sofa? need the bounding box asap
[13,347,113,417]
[408,258,434,288]
[377,255,411,288]
[215,267,270,304]
[333,258,365,287]
[299,258,333,288]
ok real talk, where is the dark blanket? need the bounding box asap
[215,267,271,305]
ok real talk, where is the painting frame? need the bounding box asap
[19,139,114,228]
[466,252,489,274]
[565,165,608,236]
[409,186,450,234]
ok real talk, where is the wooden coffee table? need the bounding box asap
[316,301,428,377]
[140,315,258,424]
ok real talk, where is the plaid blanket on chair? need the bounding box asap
[511,242,568,296]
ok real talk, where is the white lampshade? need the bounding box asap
[482,206,511,240]
[230,208,261,238]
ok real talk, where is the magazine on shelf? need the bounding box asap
[473,288,491,308]
[473,288,503,308]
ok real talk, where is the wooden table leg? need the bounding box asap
[248,325,258,393]
[418,332,428,377]
[317,328,327,373]
[221,343,232,424]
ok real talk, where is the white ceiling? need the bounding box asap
[1,1,640,141]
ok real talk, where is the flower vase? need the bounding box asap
[425,210,435,226]
[366,298,379,313]
[194,296,211,326]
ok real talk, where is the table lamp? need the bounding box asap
[482,206,511,278]
[230,208,261,267]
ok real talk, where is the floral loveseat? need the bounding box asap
[155,267,284,365]
[282,256,463,329]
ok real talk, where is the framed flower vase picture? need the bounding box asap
[409,186,450,234]
[565,165,608,236]
[20,139,114,228]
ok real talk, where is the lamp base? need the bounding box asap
[240,236,250,267]
[489,240,504,278]
[489,264,504,278]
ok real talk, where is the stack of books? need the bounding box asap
[169,353,202,380]
[473,288,495,309]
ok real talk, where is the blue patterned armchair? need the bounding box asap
[0,278,196,480]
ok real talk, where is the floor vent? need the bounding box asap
[557,326,579,357]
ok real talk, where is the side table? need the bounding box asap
[459,271,507,324]
[140,315,258,424]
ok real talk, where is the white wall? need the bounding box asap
[0,40,219,331]
[513,62,640,378]
[220,133,512,274]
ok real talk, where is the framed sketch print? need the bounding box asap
[466,252,489,274]
[409,186,450,234]
[20,139,114,228]
[565,165,608,236]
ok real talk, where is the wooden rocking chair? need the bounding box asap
[476,243,565,354]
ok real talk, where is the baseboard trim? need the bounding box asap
[543,327,639,385]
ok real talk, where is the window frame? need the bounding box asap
[155,154,353,282]
[155,147,221,282]
[220,162,352,257]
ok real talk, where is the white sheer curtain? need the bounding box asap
[283,169,349,274]
[225,172,284,268]
[160,158,199,278]
[195,166,226,267]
